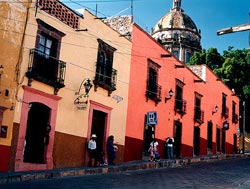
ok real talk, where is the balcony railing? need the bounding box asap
[26,49,66,94]
[174,98,187,115]
[232,114,239,123]
[221,107,229,118]
[93,63,117,96]
[194,107,204,124]
[145,81,162,105]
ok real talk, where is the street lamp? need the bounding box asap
[74,78,93,110]
[165,89,174,103]
[212,105,219,115]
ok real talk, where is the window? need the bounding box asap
[26,19,66,95]
[194,92,204,124]
[173,51,179,59]
[174,33,179,40]
[222,93,228,118]
[174,79,186,115]
[145,59,161,104]
[232,101,238,123]
[38,34,53,58]
[94,39,117,96]
[185,52,191,63]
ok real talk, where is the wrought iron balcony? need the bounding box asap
[232,114,239,123]
[26,49,66,95]
[93,63,117,96]
[145,81,162,105]
[194,107,204,124]
[221,107,229,118]
[174,98,187,115]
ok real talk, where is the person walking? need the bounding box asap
[88,134,97,167]
[148,138,159,161]
[166,136,174,159]
[107,135,117,165]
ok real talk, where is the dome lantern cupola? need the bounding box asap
[173,0,181,11]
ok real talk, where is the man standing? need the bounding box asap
[166,137,174,159]
[88,134,97,167]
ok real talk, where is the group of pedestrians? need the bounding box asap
[87,134,118,167]
[148,136,175,161]
[88,134,174,167]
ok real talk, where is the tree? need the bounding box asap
[188,46,250,133]
[188,49,206,65]
[187,48,223,69]
[214,47,250,100]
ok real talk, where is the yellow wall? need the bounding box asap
[0,2,29,146]
[15,5,131,146]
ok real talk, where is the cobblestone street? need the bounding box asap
[1,157,250,189]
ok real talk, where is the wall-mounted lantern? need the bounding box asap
[222,121,229,131]
[74,78,93,110]
[212,105,218,115]
[165,89,174,103]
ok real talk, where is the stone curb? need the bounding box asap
[0,154,249,185]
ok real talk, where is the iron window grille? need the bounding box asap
[26,49,66,95]
[93,39,117,96]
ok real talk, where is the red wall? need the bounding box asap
[124,24,239,162]
[0,145,10,172]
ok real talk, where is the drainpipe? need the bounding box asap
[14,1,31,101]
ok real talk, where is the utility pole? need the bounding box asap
[243,101,246,153]
[217,13,250,36]
[217,24,250,35]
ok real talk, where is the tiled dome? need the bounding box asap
[151,0,202,63]
[152,6,199,34]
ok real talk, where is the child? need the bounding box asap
[148,139,159,161]
[98,151,107,166]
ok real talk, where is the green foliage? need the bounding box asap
[188,49,206,65]
[187,48,223,69]
[189,46,250,99]
[219,47,249,99]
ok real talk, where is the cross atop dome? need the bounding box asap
[172,0,182,10]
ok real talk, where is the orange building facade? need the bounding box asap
[124,24,239,161]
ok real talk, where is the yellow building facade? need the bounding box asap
[0,0,131,172]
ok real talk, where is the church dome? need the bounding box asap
[152,9,199,34]
[151,0,201,63]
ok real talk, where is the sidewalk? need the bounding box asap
[0,154,249,185]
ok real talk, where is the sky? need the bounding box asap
[60,0,250,54]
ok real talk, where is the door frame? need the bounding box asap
[86,100,112,165]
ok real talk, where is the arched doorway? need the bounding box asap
[23,102,51,164]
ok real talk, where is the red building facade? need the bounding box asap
[124,24,239,161]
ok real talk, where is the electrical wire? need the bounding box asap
[0,3,232,104]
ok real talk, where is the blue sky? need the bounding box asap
[61,0,250,54]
